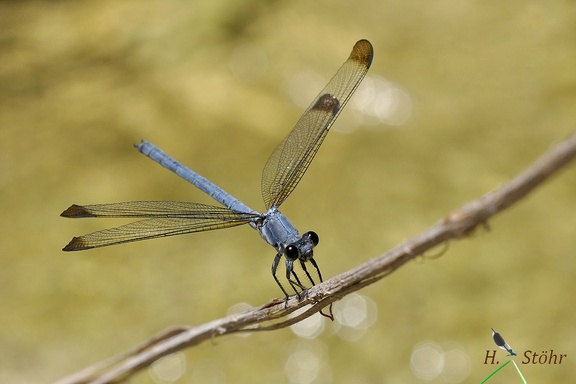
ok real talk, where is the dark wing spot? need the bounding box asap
[350,39,374,68]
[311,94,340,115]
[61,204,94,218]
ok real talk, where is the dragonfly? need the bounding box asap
[491,328,517,356]
[61,39,374,301]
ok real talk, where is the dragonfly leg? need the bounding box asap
[290,268,305,290]
[286,259,307,299]
[299,259,317,287]
[272,253,292,305]
[306,258,334,320]
[271,253,310,305]
[308,258,324,283]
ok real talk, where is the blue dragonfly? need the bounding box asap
[491,328,517,356]
[61,40,374,300]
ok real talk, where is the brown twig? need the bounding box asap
[56,131,576,384]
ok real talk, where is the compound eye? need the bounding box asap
[306,231,319,246]
[285,245,300,260]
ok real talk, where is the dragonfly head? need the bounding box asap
[284,231,319,262]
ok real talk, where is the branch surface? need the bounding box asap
[56,131,576,384]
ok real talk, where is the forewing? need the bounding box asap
[61,201,258,250]
[261,39,373,208]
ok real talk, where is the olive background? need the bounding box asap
[1,1,575,382]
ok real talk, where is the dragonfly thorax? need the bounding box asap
[257,207,319,261]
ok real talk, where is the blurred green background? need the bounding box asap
[1,1,575,383]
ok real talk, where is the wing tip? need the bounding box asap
[62,237,94,251]
[351,39,374,68]
[61,204,93,218]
